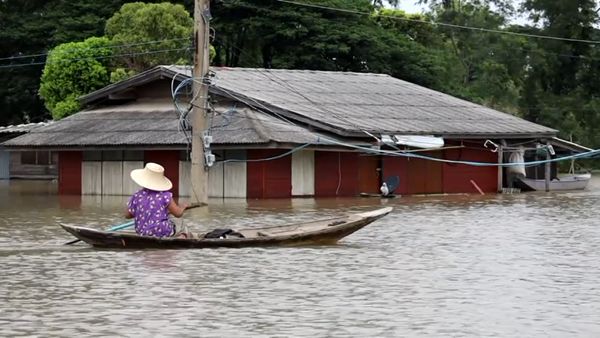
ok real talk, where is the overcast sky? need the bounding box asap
[395,1,530,25]
[396,1,427,13]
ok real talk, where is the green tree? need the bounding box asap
[517,0,600,149]
[105,2,193,72]
[0,0,186,125]
[211,0,448,91]
[39,37,112,119]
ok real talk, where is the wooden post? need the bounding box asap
[190,0,210,205]
[545,140,551,192]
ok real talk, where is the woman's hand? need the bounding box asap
[168,200,187,218]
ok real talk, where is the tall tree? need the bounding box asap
[105,2,194,72]
[211,0,447,90]
[39,37,112,119]
[519,0,600,147]
[0,0,192,125]
[523,0,597,94]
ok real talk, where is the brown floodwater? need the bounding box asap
[1,177,600,337]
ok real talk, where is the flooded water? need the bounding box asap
[1,178,600,337]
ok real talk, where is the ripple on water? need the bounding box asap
[1,179,600,337]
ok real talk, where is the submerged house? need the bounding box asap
[1,66,585,197]
[0,122,56,180]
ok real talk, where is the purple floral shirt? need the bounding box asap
[127,189,174,237]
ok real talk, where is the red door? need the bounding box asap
[314,151,360,197]
[246,149,292,198]
[58,151,82,195]
[406,152,443,194]
[358,155,380,194]
[144,150,180,197]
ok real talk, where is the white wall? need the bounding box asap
[181,150,248,198]
[82,162,102,195]
[179,160,192,197]
[224,161,246,198]
[82,160,143,195]
[79,148,315,198]
[123,161,144,194]
[292,150,315,196]
[207,161,224,197]
[102,162,123,195]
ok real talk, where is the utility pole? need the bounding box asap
[190,0,210,205]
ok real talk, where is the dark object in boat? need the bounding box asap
[203,228,245,239]
[383,176,400,194]
[59,207,393,249]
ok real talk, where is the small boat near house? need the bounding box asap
[516,173,591,191]
[60,207,392,249]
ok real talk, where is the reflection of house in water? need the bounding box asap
[1,66,590,197]
[0,122,57,180]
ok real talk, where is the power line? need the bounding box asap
[275,0,600,45]
[219,3,600,64]
[0,47,192,70]
[0,38,192,62]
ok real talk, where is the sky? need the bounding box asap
[395,0,531,25]
[396,1,427,14]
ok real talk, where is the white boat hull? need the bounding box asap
[517,173,591,191]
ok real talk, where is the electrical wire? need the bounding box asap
[275,0,600,45]
[178,71,600,167]
[218,143,311,163]
[0,46,192,69]
[0,38,192,62]
[201,70,600,166]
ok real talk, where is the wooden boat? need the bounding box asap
[60,207,393,249]
[516,173,591,191]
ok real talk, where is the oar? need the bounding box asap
[64,203,204,245]
[64,220,135,245]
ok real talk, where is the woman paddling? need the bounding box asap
[126,162,188,238]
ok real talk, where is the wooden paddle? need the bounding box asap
[64,202,204,245]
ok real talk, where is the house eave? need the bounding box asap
[79,66,187,105]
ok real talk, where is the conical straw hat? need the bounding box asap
[130,162,172,191]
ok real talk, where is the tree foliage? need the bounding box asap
[39,37,112,119]
[105,2,193,72]
[0,0,191,125]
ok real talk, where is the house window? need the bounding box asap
[102,151,123,161]
[21,151,53,165]
[123,151,143,161]
[37,151,49,164]
[83,150,143,161]
[83,151,102,161]
[21,151,37,164]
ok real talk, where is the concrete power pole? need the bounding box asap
[190,0,210,205]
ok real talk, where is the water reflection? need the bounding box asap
[1,178,600,337]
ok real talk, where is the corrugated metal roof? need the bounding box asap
[203,67,556,137]
[4,65,560,149]
[83,65,557,138]
[2,100,326,148]
[0,122,52,134]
